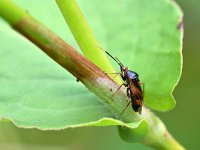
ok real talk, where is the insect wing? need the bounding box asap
[129,79,143,99]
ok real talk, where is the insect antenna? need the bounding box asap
[98,47,124,67]
[114,57,124,67]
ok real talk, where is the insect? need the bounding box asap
[104,50,144,114]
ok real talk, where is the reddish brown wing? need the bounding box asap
[129,79,143,100]
[128,79,143,114]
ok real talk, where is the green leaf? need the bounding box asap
[0,22,109,129]
[0,19,148,139]
[0,0,182,134]
[118,120,148,142]
[76,0,183,111]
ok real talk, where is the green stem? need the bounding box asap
[55,0,121,83]
[0,1,185,150]
[0,0,27,25]
[55,0,102,63]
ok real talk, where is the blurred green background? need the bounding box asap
[158,0,200,149]
[0,0,199,150]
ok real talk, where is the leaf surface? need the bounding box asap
[0,0,182,134]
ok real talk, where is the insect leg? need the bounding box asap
[111,82,127,98]
[120,101,131,115]
[139,82,144,96]
[120,88,131,114]
[104,72,121,79]
[139,82,144,90]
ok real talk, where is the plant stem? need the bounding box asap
[0,1,185,150]
[55,0,122,83]
[0,0,27,25]
[55,0,112,69]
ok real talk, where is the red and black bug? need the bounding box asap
[104,50,144,114]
